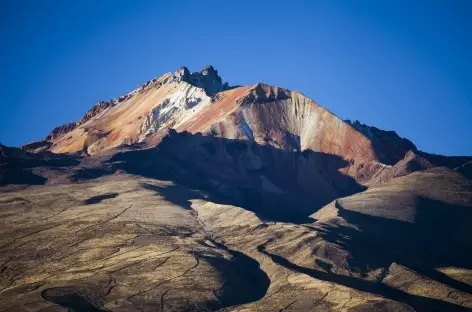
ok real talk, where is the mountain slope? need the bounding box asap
[2,65,472,311]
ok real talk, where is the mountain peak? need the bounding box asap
[200,65,217,75]
[175,66,191,80]
[28,65,434,175]
[175,65,231,95]
[238,83,292,105]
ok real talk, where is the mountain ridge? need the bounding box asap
[19,66,470,185]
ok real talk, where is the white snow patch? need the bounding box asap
[139,82,211,140]
[240,118,254,141]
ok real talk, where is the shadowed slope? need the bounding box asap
[107,130,366,223]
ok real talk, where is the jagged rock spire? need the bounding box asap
[175,65,231,95]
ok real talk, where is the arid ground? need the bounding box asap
[1,167,471,311]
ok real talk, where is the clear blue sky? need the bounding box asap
[1,0,471,156]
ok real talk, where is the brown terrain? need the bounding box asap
[1,66,471,311]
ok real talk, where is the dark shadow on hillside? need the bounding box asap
[85,193,119,205]
[1,145,81,185]
[195,238,270,310]
[71,167,115,182]
[259,244,470,312]
[116,181,270,309]
[141,183,205,210]
[0,170,47,185]
[41,287,106,312]
[106,130,366,223]
[0,150,80,169]
[306,198,472,297]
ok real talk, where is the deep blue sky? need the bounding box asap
[1,0,471,155]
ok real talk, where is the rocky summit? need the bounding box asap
[1,66,472,312]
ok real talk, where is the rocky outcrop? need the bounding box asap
[366,150,435,184]
[175,65,233,95]
[46,122,78,140]
[239,83,291,105]
[345,120,417,165]
[21,140,53,153]
[78,100,116,125]
[359,150,472,184]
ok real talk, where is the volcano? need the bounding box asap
[1,66,471,311]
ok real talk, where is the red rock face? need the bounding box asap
[174,83,381,182]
